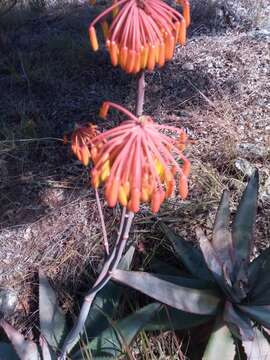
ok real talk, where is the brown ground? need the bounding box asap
[0,0,270,348]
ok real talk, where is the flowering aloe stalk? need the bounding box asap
[89,0,190,73]
[72,102,190,213]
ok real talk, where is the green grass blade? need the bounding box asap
[112,270,220,315]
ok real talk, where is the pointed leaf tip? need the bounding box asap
[232,168,259,268]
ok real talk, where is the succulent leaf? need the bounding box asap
[143,305,212,332]
[112,270,220,315]
[212,190,233,270]
[84,246,135,338]
[242,327,270,359]
[0,342,19,359]
[39,272,67,350]
[150,273,217,290]
[39,336,54,360]
[0,319,40,360]
[232,170,259,269]
[223,302,254,341]
[72,303,161,359]
[248,247,270,303]
[239,305,270,329]
[159,222,213,281]
[148,258,185,276]
[203,324,236,360]
[196,228,223,279]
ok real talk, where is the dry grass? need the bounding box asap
[0,0,270,357]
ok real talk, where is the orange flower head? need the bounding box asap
[90,101,190,213]
[88,0,190,74]
[71,124,100,166]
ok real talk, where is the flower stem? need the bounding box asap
[59,209,134,359]
[95,189,109,255]
[136,71,146,116]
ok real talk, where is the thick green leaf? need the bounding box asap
[248,247,270,303]
[39,273,67,349]
[39,336,54,360]
[223,303,254,341]
[203,324,236,360]
[160,222,213,281]
[232,170,259,267]
[242,327,270,359]
[112,270,220,315]
[0,342,19,360]
[196,228,223,279]
[212,191,233,269]
[0,319,40,360]
[150,273,217,290]
[148,258,184,276]
[143,305,212,331]
[84,246,135,338]
[73,303,161,359]
[239,305,270,329]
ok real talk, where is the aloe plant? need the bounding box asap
[111,170,270,358]
[0,246,163,360]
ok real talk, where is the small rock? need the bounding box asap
[236,143,269,159]
[0,289,17,315]
[182,62,194,71]
[234,158,255,177]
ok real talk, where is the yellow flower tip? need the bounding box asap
[89,0,96,5]
[100,160,110,181]
[101,21,109,39]
[118,185,128,207]
[99,102,110,119]
[179,175,188,199]
[89,26,99,51]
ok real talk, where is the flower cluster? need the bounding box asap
[89,0,190,73]
[71,102,190,213]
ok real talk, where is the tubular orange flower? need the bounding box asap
[88,0,190,73]
[87,101,190,213]
[71,124,100,166]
